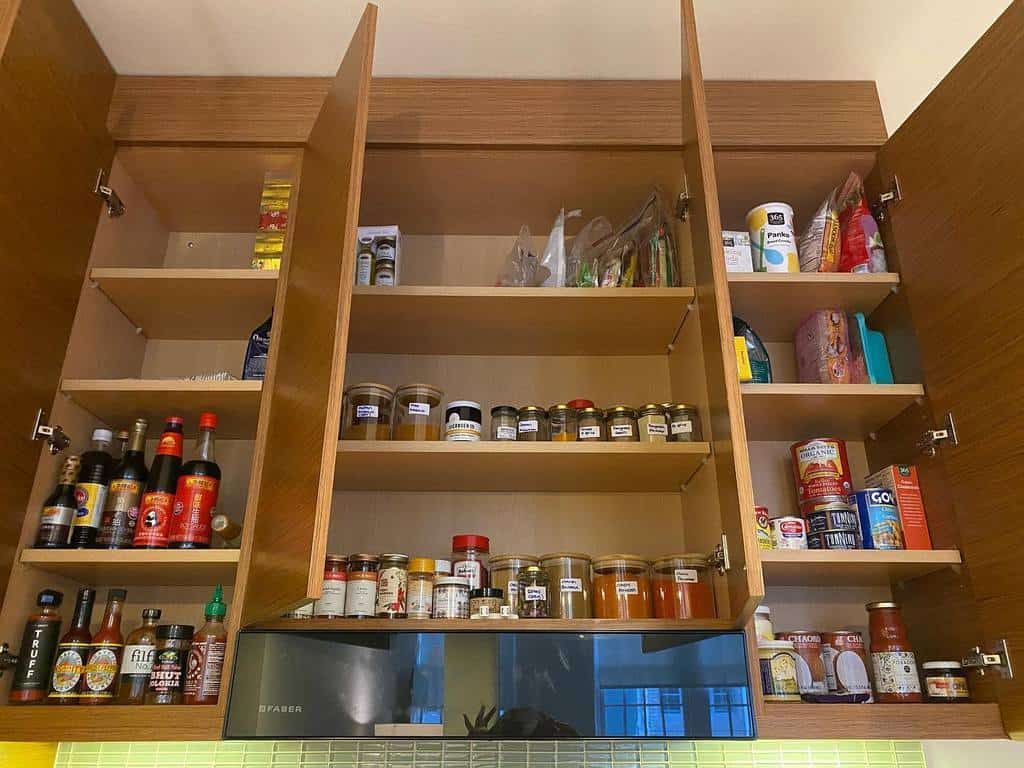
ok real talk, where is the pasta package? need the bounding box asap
[798,190,841,272]
[794,309,851,384]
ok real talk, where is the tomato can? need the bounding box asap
[802,499,860,534]
[770,516,807,549]
[807,529,860,550]
[755,506,772,550]
[853,488,904,550]
[821,630,872,700]
[775,631,828,695]
[791,438,852,502]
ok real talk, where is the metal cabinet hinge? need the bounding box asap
[918,411,958,457]
[708,533,731,575]
[32,408,70,454]
[872,176,902,222]
[675,179,690,222]
[962,639,1014,679]
[93,168,125,217]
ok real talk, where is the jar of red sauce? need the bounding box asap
[866,601,922,703]
[592,555,652,619]
[652,554,716,619]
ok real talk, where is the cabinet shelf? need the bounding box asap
[740,383,924,440]
[0,704,223,741]
[334,440,711,491]
[60,379,262,438]
[20,548,240,587]
[760,549,962,587]
[253,617,735,632]
[727,272,900,342]
[90,268,278,340]
[757,702,1005,740]
[347,286,694,355]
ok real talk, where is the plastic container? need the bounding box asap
[548,405,578,442]
[652,554,716,619]
[667,404,702,442]
[592,555,652,619]
[539,552,592,618]
[517,565,549,618]
[342,383,394,440]
[406,558,435,619]
[747,202,798,272]
[393,384,444,441]
[605,406,639,442]
[577,407,606,441]
[490,406,518,441]
[851,312,895,384]
[517,406,549,441]
[489,554,538,614]
[452,534,489,590]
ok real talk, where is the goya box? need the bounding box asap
[863,464,933,550]
[853,488,903,550]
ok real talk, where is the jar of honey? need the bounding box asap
[651,554,716,619]
[393,383,444,441]
[341,383,394,440]
[548,405,577,442]
[592,555,653,619]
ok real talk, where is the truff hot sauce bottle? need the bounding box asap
[79,589,127,704]
[183,585,228,705]
[8,590,64,704]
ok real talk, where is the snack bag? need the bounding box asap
[798,189,841,272]
[837,172,888,273]
[496,225,541,286]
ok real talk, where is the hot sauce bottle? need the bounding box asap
[117,608,162,704]
[8,590,63,704]
[133,416,184,549]
[168,413,220,549]
[98,418,149,549]
[79,589,127,704]
[183,585,228,705]
[48,587,95,704]
[867,601,923,703]
[34,456,81,548]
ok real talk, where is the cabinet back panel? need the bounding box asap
[164,232,259,269]
[142,339,248,380]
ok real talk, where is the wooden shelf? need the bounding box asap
[253,617,736,632]
[20,548,240,587]
[0,704,223,741]
[757,702,1005,740]
[91,268,277,339]
[760,549,962,587]
[740,383,924,440]
[348,286,694,355]
[334,440,711,491]
[60,379,263,439]
[727,272,900,342]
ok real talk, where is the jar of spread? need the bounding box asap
[376,553,409,618]
[406,558,435,619]
[470,588,503,617]
[342,383,394,440]
[592,555,653,619]
[452,534,489,590]
[923,661,970,702]
[667,404,702,442]
[538,552,592,618]
[517,406,549,441]
[758,640,800,702]
[518,566,549,618]
[314,554,348,618]
[393,384,444,441]
[145,624,194,705]
[445,401,482,441]
[651,554,716,619]
[344,554,380,618]
[432,577,470,619]
[548,405,578,442]
[490,406,518,441]
[577,407,606,441]
[605,406,639,442]
[489,553,538,614]
[637,404,669,443]
[867,601,922,702]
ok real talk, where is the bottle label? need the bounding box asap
[616,581,639,596]
[355,405,379,419]
[496,425,517,440]
[50,643,88,695]
[926,676,970,699]
[99,478,144,545]
[356,254,373,285]
[524,586,547,602]
[408,402,430,416]
[407,581,433,618]
[168,475,219,546]
[40,503,75,530]
[149,647,186,695]
[82,644,122,696]
[578,425,601,439]
[156,431,183,456]
[344,578,378,617]
[647,423,669,436]
[671,420,693,435]
[11,619,61,692]
[674,568,699,583]
[184,637,226,700]
[518,419,539,434]
[315,579,348,617]
[120,644,156,677]
[133,491,176,547]
[560,578,583,593]
[871,651,922,694]
[453,560,483,590]
[610,424,633,438]
[376,566,408,614]
[506,581,519,596]
[72,483,108,530]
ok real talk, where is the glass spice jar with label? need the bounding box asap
[314,555,348,618]
[866,601,922,702]
[470,588,503,617]
[393,384,444,441]
[606,406,639,442]
[406,558,435,619]
[452,534,489,590]
[651,554,716,619]
[638,404,669,443]
[517,406,549,441]
[489,553,538,614]
[577,407,606,441]
[667,403,702,442]
[342,383,394,440]
[490,406,518,441]
[518,565,550,618]
[548,405,578,442]
[923,661,971,702]
[539,552,592,618]
[592,555,653,619]
[344,554,380,618]
[376,553,409,618]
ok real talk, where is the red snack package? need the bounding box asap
[837,172,888,273]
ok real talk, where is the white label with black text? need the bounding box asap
[578,426,601,439]
[560,578,583,593]
[671,420,693,435]
[518,419,538,434]
[610,424,633,438]
[355,405,379,419]
[647,423,668,436]
[616,581,639,595]
[674,568,699,583]
[408,402,430,416]
[524,586,547,602]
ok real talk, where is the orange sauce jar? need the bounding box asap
[592,555,653,619]
[652,554,717,619]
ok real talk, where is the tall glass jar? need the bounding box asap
[344,554,379,618]
[592,555,653,619]
[539,552,592,618]
[517,406,549,441]
[406,558,435,619]
[518,565,549,618]
[651,554,716,619]
[393,384,444,441]
[605,406,639,442]
[867,601,922,702]
[314,554,348,618]
[490,406,518,441]
[376,553,409,618]
[667,404,702,442]
[341,383,394,440]
[577,407,606,441]
[489,553,538,614]
[548,405,578,442]
[452,534,489,590]
[637,404,669,443]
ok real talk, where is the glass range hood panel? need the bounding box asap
[225,630,754,740]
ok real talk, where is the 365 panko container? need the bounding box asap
[747,202,798,272]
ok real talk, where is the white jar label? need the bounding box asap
[315,579,348,616]
[407,580,433,618]
[578,426,601,439]
[119,644,155,676]
[671,420,693,435]
[453,561,484,590]
[408,402,430,416]
[355,404,379,419]
[344,579,377,617]
[616,581,639,596]
[506,580,519,595]
[496,425,517,440]
[647,423,668,436]
[610,424,633,438]
[560,578,583,593]
[871,651,922,694]
[674,568,699,583]
[445,420,482,441]
[524,586,547,601]
[518,419,538,433]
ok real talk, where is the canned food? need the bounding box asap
[804,503,860,534]
[775,631,828,695]
[791,438,852,501]
[755,506,772,550]
[821,631,872,700]
[853,488,904,550]
[807,529,860,550]
[758,641,801,701]
[770,517,807,549]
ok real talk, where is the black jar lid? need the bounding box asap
[470,588,504,599]
[156,624,195,641]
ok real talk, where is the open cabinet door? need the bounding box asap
[678,0,762,622]
[239,4,376,624]
[0,0,114,602]
[871,1,1024,737]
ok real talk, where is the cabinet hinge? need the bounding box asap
[962,638,1014,679]
[872,175,902,222]
[675,179,690,222]
[93,168,125,217]
[918,411,958,457]
[708,533,731,575]
[32,408,70,454]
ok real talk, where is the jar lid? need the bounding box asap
[923,661,963,670]
[490,553,539,566]
[592,554,650,571]
[548,404,572,414]
[345,382,395,398]
[521,565,546,577]
[157,624,195,640]
[578,407,603,417]
[490,405,518,417]
[538,552,592,564]
[358,234,374,245]
[758,640,795,650]
[379,553,410,563]
[652,553,708,570]
[395,383,444,404]
[325,553,347,564]
[409,557,435,573]
[567,398,595,409]
[452,534,490,551]
[755,606,771,617]
[447,400,481,410]
[434,559,452,573]
[865,601,900,610]
[435,576,470,587]
[639,404,666,415]
[669,403,699,413]
[518,406,547,415]
[605,405,636,417]
[348,553,380,563]
[470,588,504,599]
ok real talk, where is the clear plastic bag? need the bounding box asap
[598,190,679,287]
[566,216,614,287]
[496,225,541,287]
[539,208,582,288]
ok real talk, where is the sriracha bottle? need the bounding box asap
[133,417,184,549]
[168,413,220,549]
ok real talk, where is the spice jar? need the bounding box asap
[344,554,380,618]
[470,588,503,617]
[434,559,452,576]
[923,661,971,702]
[518,565,549,618]
[145,624,194,704]
[539,552,592,618]
[342,383,394,440]
[638,404,669,443]
[651,554,716,619]
[517,406,549,441]
[577,407,606,441]
[376,553,410,618]
[605,406,639,442]
[314,554,348,618]
[667,404,702,442]
[866,601,922,702]
[407,558,435,619]
[490,406,518,441]
[432,577,470,619]
[592,555,653,619]
[445,401,482,441]
[393,384,444,441]
[548,405,578,442]
[489,554,538,614]
[452,534,489,590]
[758,640,801,702]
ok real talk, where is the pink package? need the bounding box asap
[795,309,851,384]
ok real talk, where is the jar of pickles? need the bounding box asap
[667,404,702,442]
[491,406,518,441]
[539,552,592,618]
[651,554,716,619]
[489,553,538,613]
[517,406,549,441]
[393,384,444,441]
[577,407,606,441]
[518,565,549,618]
[341,384,394,440]
[638,404,669,443]
[605,406,639,442]
[548,405,577,442]
[592,555,653,619]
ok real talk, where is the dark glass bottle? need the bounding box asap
[48,587,95,704]
[35,455,81,548]
[169,413,221,549]
[114,429,130,460]
[98,418,149,549]
[132,416,184,549]
[79,589,127,705]
[9,590,63,704]
[117,608,161,704]
[70,429,114,548]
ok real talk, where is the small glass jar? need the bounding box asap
[393,384,444,441]
[923,661,971,702]
[342,383,394,440]
[452,534,489,590]
[592,555,653,619]
[758,640,801,702]
[489,553,538,614]
[490,406,518,441]
[517,406,549,441]
[518,565,549,618]
[652,554,716,619]
[407,558,435,619]
[638,404,669,443]
[577,407,606,441]
[344,554,380,618]
[539,552,592,618]
[145,624,194,705]
[376,553,410,618]
[445,400,482,441]
[667,404,702,442]
[432,577,470,619]
[606,406,639,442]
[470,588,503,617]
[434,559,452,576]
[548,405,578,442]
[314,554,348,618]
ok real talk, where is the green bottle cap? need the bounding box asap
[205,584,227,619]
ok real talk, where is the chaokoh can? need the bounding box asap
[853,488,904,550]
[819,630,873,702]
[791,438,852,502]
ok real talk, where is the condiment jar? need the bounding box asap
[470,588,503,618]
[393,384,444,441]
[376,553,410,618]
[406,558,435,619]
[577,407,606,441]
[518,565,549,618]
[651,554,716,619]
[445,401,482,441]
[341,383,394,440]
[538,552,592,618]
[592,555,653,619]
[923,661,971,702]
[314,554,348,618]
[637,404,669,443]
[145,624,194,705]
[548,405,578,442]
[517,406,549,441]
[452,534,489,590]
[490,406,518,441]
[667,403,702,442]
[754,605,774,641]
[432,577,470,619]
[758,640,801,702]
[866,601,922,703]
[344,554,380,618]
[489,553,538,614]
[605,406,639,442]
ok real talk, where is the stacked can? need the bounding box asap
[791,438,861,550]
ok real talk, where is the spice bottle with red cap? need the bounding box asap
[452,534,489,590]
[168,413,221,549]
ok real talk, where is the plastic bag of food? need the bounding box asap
[539,208,582,287]
[597,189,680,287]
[837,172,888,273]
[794,309,851,384]
[566,216,614,287]
[496,225,542,287]
[798,189,841,272]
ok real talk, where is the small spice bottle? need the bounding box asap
[432,577,470,619]
[577,407,606,441]
[344,554,380,618]
[517,406,549,441]
[376,553,410,618]
[452,534,489,590]
[314,554,348,618]
[434,559,452,576]
[490,406,518,441]
[407,558,435,619]
[518,566,549,618]
[470,588,503,617]
[923,661,971,702]
[145,624,194,704]
[637,404,669,443]
[606,406,640,442]
[548,405,578,442]
[667,404,702,442]
[341,383,394,440]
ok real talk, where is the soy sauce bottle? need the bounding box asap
[35,456,81,548]
[168,413,220,549]
[98,418,149,549]
[133,417,184,549]
[70,429,114,548]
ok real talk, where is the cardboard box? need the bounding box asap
[357,225,402,286]
[723,230,753,272]
[863,464,933,550]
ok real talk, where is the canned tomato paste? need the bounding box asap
[791,438,852,502]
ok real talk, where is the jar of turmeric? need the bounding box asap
[548,405,577,442]
[341,383,394,440]
[393,383,444,441]
[592,555,653,619]
[651,554,716,619]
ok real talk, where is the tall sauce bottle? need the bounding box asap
[98,418,149,548]
[133,416,184,549]
[8,590,63,704]
[867,601,923,703]
[183,585,228,704]
[79,589,126,704]
[117,608,161,704]
[34,456,81,548]
[48,587,95,704]
[169,413,220,549]
[70,429,114,548]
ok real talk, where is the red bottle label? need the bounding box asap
[156,431,183,457]
[133,491,175,548]
[168,475,219,546]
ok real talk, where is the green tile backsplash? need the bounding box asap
[53,740,926,768]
